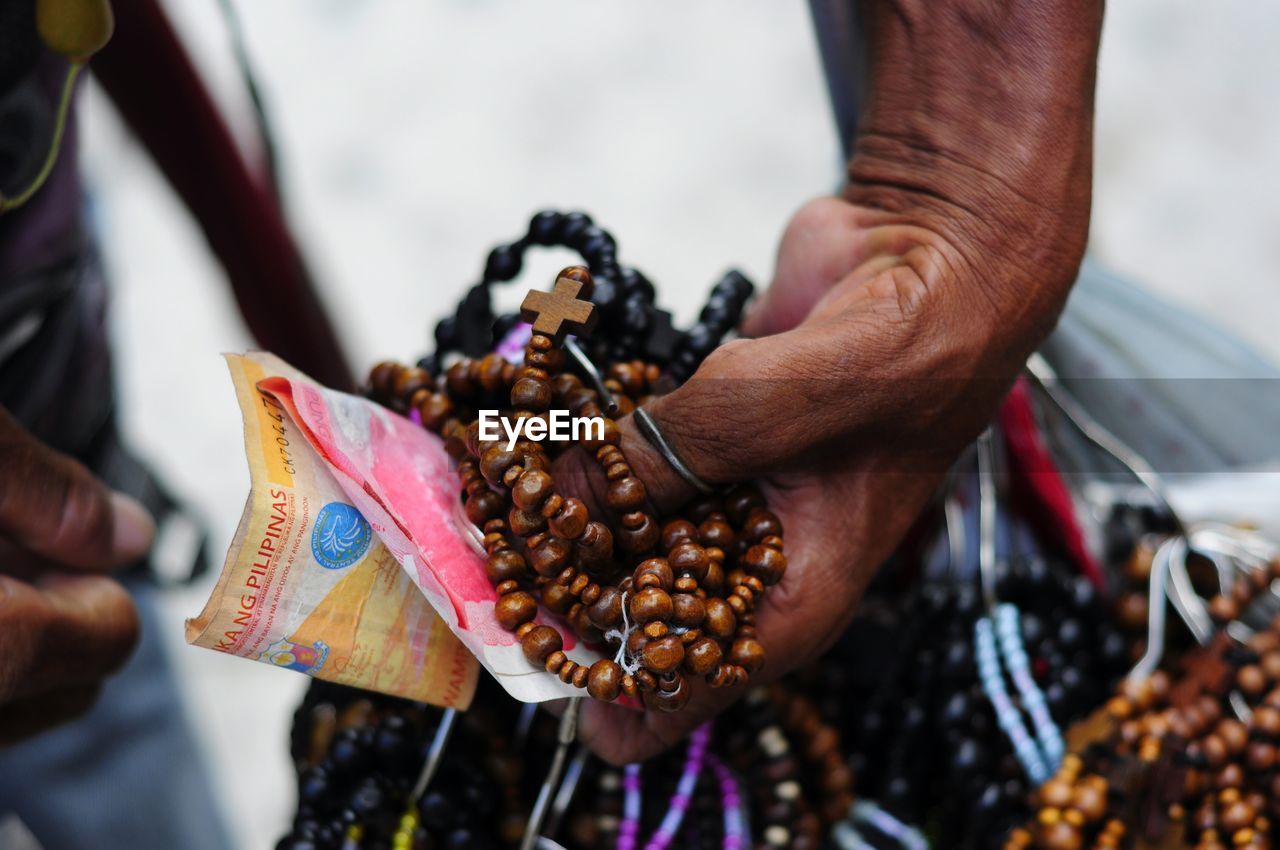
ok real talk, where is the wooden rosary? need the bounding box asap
[368,266,786,712]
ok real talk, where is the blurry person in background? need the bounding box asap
[0,0,349,846]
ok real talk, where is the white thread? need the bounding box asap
[602,591,642,677]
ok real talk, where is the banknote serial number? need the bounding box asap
[477,409,605,452]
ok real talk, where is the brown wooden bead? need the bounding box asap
[626,629,649,658]
[521,625,562,666]
[703,597,737,639]
[586,659,622,702]
[392,366,431,404]
[511,376,552,410]
[417,393,454,431]
[743,544,787,586]
[368,361,399,398]
[512,469,554,511]
[643,621,668,640]
[586,587,623,629]
[557,660,577,683]
[579,417,620,451]
[616,512,659,553]
[1209,595,1240,625]
[684,497,722,525]
[684,637,723,675]
[660,519,699,553]
[1261,652,1280,683]
[1217,764,1245,791]
[607,477,647,512]
[1036,820,1081,850]
[508,507,546,536]
[544,650,567,673]
[529,537,571,577]
[645,673,690,713]
[477,354,506,391]
[1222,801,1257,833]
[465,490,505,525]
[1253,705,1280,736]
[667,542,710,582]
[486,550,527,583]
[575,521,613,573]
[548,497,589,539]
[1041,779,1074,808]
[1202,735,1229,768]
[495,591,538,630]
[743,508,783,543]
[729,637,765,674]
[634,558,674,591]
[1246,741,1276,772]
[540,493,565,519]
[1218,719,1249,755]
[494,579,520,597]
[642,635,685,675]
[671,593,706,629]
[571,664,590,689]
[570,605,603,644]
[703,561,725,595]
[541,581,575,614]
[1072,784,1107,822]
[698,516,736,551]
[1238,664,1267,697]
[634,669,658,692]
[724,487,765,524]
[629,587,673,623]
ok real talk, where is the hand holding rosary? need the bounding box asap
[369,266,787,712]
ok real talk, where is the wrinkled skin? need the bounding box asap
[0,408,153,744]
[555,0,1103,764]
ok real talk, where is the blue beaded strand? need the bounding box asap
[995,603,1065,768]
[974,615,1050,785]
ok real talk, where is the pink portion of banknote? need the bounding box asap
[253,357,606,702]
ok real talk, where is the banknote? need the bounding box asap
[185,353,479,709]
[250,354,610,703]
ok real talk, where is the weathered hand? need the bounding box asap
[0,408,154,745]
[560,0,1103,764]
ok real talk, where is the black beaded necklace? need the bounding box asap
[422,210,753,383]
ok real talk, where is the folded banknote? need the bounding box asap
[189,352,608,705]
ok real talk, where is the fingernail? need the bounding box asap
[110,491,156,563]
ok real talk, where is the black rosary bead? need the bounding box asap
[528,210,563,245]
[578,226,616,263]
[560,211,594,247]
[483,243,523,283]
[617,267,656,303]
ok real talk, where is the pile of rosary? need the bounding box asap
[275,212,1280,850]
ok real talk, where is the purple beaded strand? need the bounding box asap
[617,763,643,850]
[643,722,712,850]
[708,754,747,850]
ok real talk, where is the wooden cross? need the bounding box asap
[520,268,599,344]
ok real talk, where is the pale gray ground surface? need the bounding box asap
[75,3,1279,847]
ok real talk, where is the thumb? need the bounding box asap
[613,322,860,512]
[0,409,155,571]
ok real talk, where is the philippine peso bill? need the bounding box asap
[185,353,478,709]
[249,355,610,703]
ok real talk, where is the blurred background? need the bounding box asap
[75,2,1279,847]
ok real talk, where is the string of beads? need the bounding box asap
[368,266,786,711]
